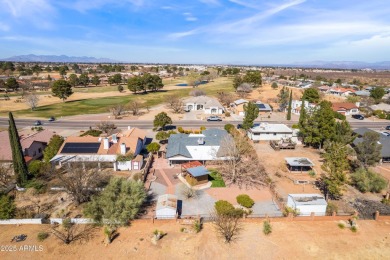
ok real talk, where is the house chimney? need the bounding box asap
[197,138,205,145]
[112,134,118,143]
[120,143,127,155]
[103,138,109,149]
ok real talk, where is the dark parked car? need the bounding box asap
[237,124,242,129]
[34,120,42,126]
[207,116,222,121]
[352,114,364,120]
[386,125,390,130]
[48,116,56,122]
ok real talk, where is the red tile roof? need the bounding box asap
[332,102,358,111]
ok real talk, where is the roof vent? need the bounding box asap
[197,138,205,145]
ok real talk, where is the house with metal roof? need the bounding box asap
[248,123,296,141]
[183,96,224,114]
[287,194,327,216]
[353,128,390,163]
[166,128,231,165]
[155,194,178,219]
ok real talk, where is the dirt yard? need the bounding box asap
[1,220,389,259]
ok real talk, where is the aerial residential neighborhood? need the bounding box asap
[1,0,390,259]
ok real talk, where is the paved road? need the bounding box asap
[0,117,388,130]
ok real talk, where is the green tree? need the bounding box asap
[78,73,89,87]
[112,73,122,84]
[303,101,336,148]
[351,168,387,193]
[127,76,144,93]
[91,75,101,86]
[52,79,73,101]
[147,142,161,153]
[370,87,385,104]
[155,131,170,141]
[8,112,29,186]
[68,74,79,87]
[302,88,320,103]
[5,78,19,90]
[43,135,64,163]
[143,74,163,92]
[0,195,16,219]
[271,82,278,89]
[286,90,292,120]
[277,87,289,111]
[320,141,350,199]
[233,75,243,90]
[298,96,308,138]
[84,178,147,243]
[333,120,355,145]
[59,66,68,77]
[242,102,259,130]
[243,71,262,88]
[153,112,172,130]
[355,131,382,167]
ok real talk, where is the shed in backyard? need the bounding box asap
[156,194,178,219]
[287,194,327,216]
[185,166,210,185]
[285,157,314,172]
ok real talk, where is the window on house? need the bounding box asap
[38,148,42,153]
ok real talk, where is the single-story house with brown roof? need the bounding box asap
[0,129,55,165]
[331,102,359,116]
[50,127,146,171]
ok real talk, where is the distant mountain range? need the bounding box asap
[0,54,119,63]
[289,60,390,70]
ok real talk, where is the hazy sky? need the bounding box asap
[0,0,389,64]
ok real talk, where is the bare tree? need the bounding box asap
[128,100,143,116]
[166,94,184,113]
[56,163,108,205]
[189,89,206,97]
[216,131,268,188]
[179,184,199,200]
[96,121,117,135]
[217,92,235,107]
[236,83,252,98]
[0,164,12,188]
[52,218,96,244]
[24,93,40,110]
[212,210,242,243]
[109,105,124,119]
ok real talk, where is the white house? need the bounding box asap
[155,194,178,219]
[166,129,231,165]
[183,96,224,114]
[51,127,146,171]
[247,123,296,141]
[287,194,327,216]
[290,100,316,115]
[331,102,359,116]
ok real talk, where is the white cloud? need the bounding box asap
[168,29,199,40]
[72,0,144,12]
[198,0,219,5]
[183,12,198,22]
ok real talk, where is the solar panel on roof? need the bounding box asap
[61,142,101,154]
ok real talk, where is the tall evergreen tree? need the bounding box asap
[8,112,29,186]
[242,102,259,130]
[286,90,292,120]
[298,96,307,139]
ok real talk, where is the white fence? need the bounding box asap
[0,219,43,225]
[49,218,94,224]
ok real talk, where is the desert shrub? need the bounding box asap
[337,222,345,229]
[263,220,272,235]
[80,130,102,137]
[200,126,206,131]
[308,170,316,177]
[116,153,134,162]
[224,124,234,133]
[283,206,299,217]
[236,194,255,208]
[37,231,49,241]
[225,112,231,117]
[117,85,124,92]
[351,168,387,193]
[180,183,198,199]
[291,124,299,129]
[193,220,202,233]
[0,195,16,220]
[333,112,346,120]
[180,227,186,232]
[28,160,45,176]
[215,200,235,215]
[194,130,200,134]
[326,202,338,215]
[25,179,47,194]
[178,127,184,133]
[350,226,357,232]
[382,198,390,205]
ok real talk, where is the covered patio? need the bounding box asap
[285,157,315,173]
[181,161,210,185]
